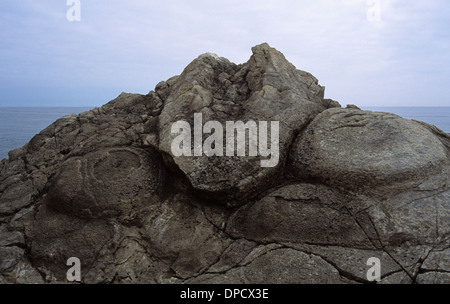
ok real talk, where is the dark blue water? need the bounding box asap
[0,107,92,160]
[0,107,449,160]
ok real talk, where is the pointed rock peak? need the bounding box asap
[178,51,234,82]
[246,43,323,98]
[251,42,276,53]
[189,52,232,70]
[198,52,224,62]
[250,42,293,67]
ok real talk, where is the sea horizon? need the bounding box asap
[0,106,449,160]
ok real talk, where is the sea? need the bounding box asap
[0,106,449,160]
[0,107,92,160]
[362,106,450,132]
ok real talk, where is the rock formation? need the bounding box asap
[0,43,449,284]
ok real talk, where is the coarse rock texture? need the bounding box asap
[158,43,326,204]
[289,108,449,193]
[0,43,449,284]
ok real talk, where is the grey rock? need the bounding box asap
[0,179,36,215]
[3,261,44,284]
[379,271,413,284]
[412,119,450,152]
[416,272,450,284]
[366,190,449,247]
[140,193,232,280]
[206,238,257,274]
[0,43,448,284]
[45,147,165,223]
[25,204,116,283]
[191,248,346,284]
[289,108,448,193]
[0,246,24,272]
[283,243,402,283]
[421,248,450,272]
[322,98,341,109]
[158,43,325,205]
[226,183,374,248]
[0,228,24,247]
[346,104,361,110]
[239,248,345,284]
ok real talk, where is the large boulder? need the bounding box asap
[158,43,326,205]
[45,147,165,223]
[0,43,449,284]
[289,108,449,193]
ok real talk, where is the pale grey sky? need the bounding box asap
[0,0,449,106]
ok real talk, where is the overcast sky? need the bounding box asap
[0,0,449,107]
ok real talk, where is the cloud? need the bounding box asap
[0,0,449,106]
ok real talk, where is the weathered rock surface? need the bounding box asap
[158,43,325,204]
[289,108,449,193]
[0,43,449,284]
